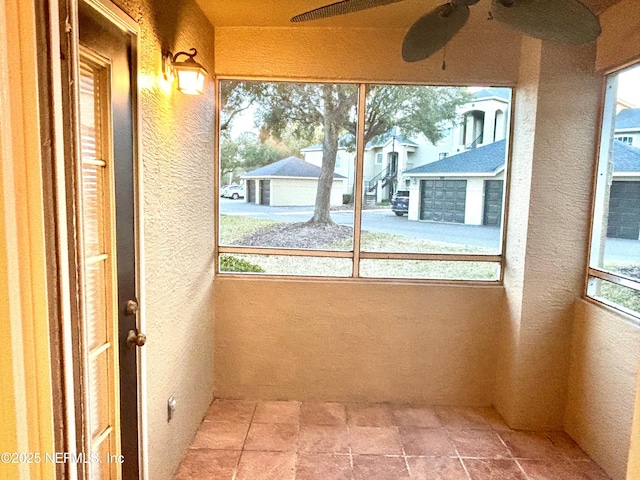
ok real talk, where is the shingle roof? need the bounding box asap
[402,139,640,176]
[613,139,640,172]
[405,140,506,175]
[472,88,511,102]
[242,156,346,178]
[616,108,640,130]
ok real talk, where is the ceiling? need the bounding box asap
[195,0,624,28]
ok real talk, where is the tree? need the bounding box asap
[220,132,290,183]
[222,80,471,225]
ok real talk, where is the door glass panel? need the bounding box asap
[79,52,120,479]
[85,261,107,350]
[88,351,110,438]
[82,164,106,258]
[90,436,111,480]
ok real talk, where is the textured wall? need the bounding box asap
[214,279,505,405]
[596,0,640,72]
[496,37,602,430]
[214,25,520,84]
[565,301,640,480]
[110,1,215,479]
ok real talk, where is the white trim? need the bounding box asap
[589,75,618,270]
[405,169,505,178]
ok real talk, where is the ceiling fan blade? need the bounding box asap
[402,4,470,63]
[491,0,601,45]
[291,0,408,22]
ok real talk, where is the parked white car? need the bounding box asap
[222,184,245,199]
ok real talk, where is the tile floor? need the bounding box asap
[174,400,612,480]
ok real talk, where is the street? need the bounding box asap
[219,198,640,262]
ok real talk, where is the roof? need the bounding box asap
[472,87,511,102]
[404,140,506,175]
[402,139,640,176]
[616,108,640,130]
[613,139,640,172]
[242,156,346,179]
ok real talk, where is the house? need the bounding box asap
[615,108,640,148]
[241,156,345,206]
[609,140,640,239]
[301,88,510,202]
[403,139,640,234]
[404,140,507,225]
[4,1,640,480]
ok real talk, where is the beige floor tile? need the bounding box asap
[235,451,296,480]
[254,400,301,425]
[350,426,403,455]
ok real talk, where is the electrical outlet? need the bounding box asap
[168,396,177,422]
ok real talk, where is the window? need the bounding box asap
[587,64,640,318]
[217,80,511,281]
[615,136,633,146]
[438,152,449,160]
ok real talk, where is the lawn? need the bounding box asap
[219,215,499,280]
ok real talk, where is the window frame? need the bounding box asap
[586,67,640,320]
[215,78,513,284]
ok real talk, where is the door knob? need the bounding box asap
[125,299,139,316]
[126,329,146,347]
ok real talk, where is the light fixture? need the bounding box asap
[163,48,208,95]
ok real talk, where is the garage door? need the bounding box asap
[483,180,504,227]
[607,181,640,239]
[247,180,256,203]
[420,179,467,223]
[260,180,271,206]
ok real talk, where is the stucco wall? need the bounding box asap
[562,3,640,479]
[214,23,520,84]
[565,301,640,480]
[596,0,640,72]
[110,1,215,479]
[214,278,505,405]
[495,38,602,431]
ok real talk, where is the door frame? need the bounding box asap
[52,0,148,478]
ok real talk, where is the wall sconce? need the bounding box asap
[163,48,208,95]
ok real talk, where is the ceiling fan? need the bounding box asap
[291,0,602,63]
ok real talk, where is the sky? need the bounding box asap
[618,64,640,107]
[228,71,639,140]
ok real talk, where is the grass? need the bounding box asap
[219,215,499,280]
[219,215,277,245]
[597,262,640,315]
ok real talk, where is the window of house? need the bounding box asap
[615,135,633,146]
[587,64,640,318]
[217,80,511,281]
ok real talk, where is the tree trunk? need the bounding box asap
[308,86,340,225]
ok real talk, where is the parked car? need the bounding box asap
[391,190,409,216]
[219,185,231,197]
[222,184,245,199]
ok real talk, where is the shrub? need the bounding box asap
[219,255,265,273]
[342,194,352,205]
